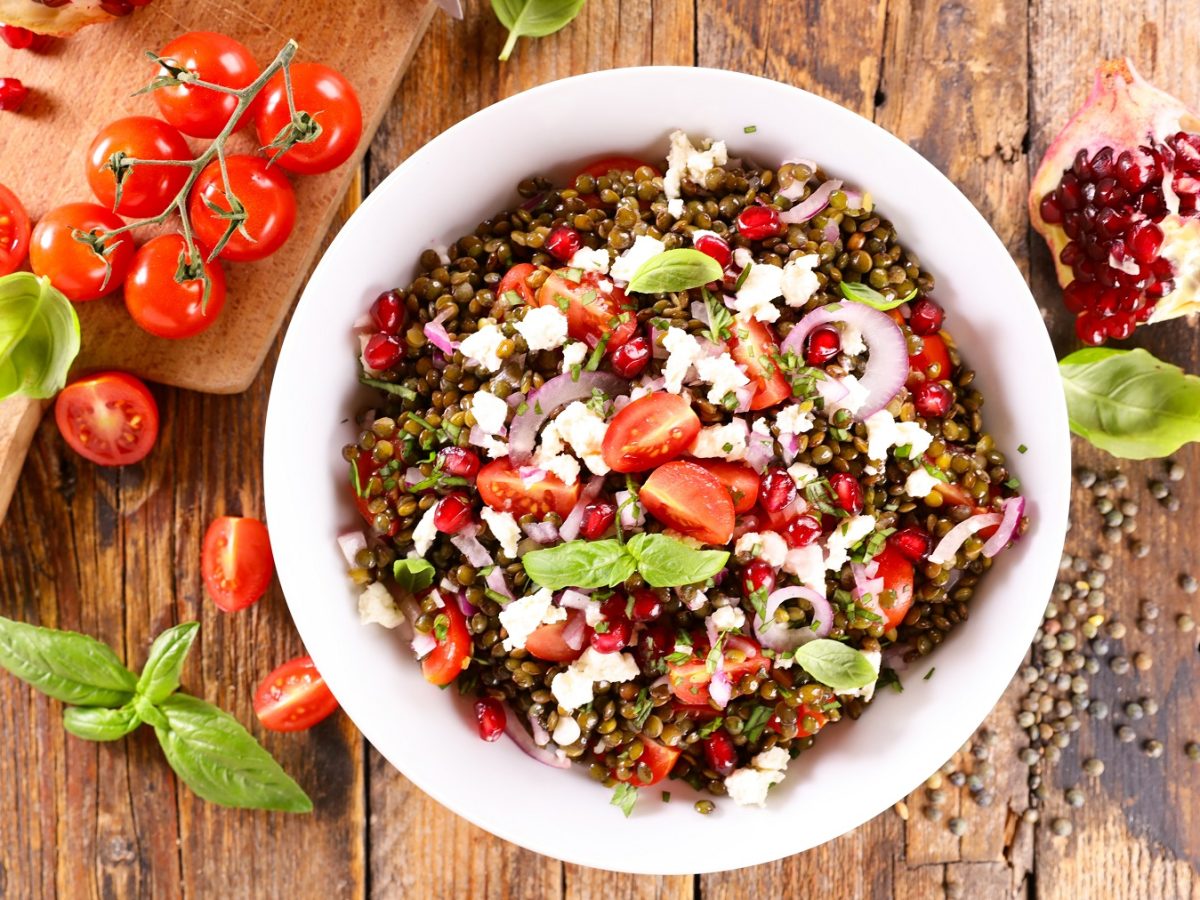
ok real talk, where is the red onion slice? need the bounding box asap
[522,521,561,544]
[484,567,514,601]
[779,179,842,224]
[559,476,605,542]
[822,221,840,244]
[456,591,479,617]
[505,717,570,769]
[528,711,552,747]
[709,665,732,709]
[816,376,849,406]
[780,303,907,420]
[508,372,626,464]
[558,589,593,610]
[615,489,644,530]
[754,584,833,652]
[450,526,493,568]
[424,321,457,355]
[337,531,367,567]
[928,512,1004,566]
[411,631,436,659]
[982,496,1026,557]
[562,612,586,650]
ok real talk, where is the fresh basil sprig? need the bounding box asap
[492,0,587,61]
[791,639,876,692]
[0,616,312,813]
[838,280,918,311]
[0,273,81,401]
[626,248,724,295]
[522,534,728,590]
[393,557,436,594]
[1060,347,1200,459]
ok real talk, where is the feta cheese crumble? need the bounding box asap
[775,403,815,436]
[662,326,703,393]
[864,410,934,462]
[459,322,506,372]
[358,582,405,628]
[824,514,877,571]
[734,531,787,566]
[840,322,866,357]
[568,246,611,274]
[694,352,751,403]
[555,401,611,475]
[664,130,729,204]
[480,507,521,558]
[610,234,667,283]
[905,466,942,499]
[411,506,439,556]
[552,715,582,746]
[499,588,559,651]
[780,254,821,307]
[515,306,569,352]
[470,389,509,434]
[782,543,826,594]
[690,420,748,460]
[709,605,746,632]
[725,746,791,807]
[550,648,641,712]
[732,259,784,322]
[787,461,820,487]
[561,341,588,372]
[825,373,870,416]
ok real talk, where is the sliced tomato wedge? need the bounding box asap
[535,269,636,350]
[477,457,581,518]
[872,545,914,630]
[524,608,586,663]
[253,655,340,732]
[602,392,701,474]
[612,734,680,786]
[640,460,735,545]
[689,460,760,514]
[908,332,953,387]
[202,516,275,612]
[0,183,31,276]
[728,317,791,410]
[421,602,473,686]
[667,649,770,706]
[497,262,536,307]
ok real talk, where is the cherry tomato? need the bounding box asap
[254,62,362,175]
[30,203,134,302]
[253,655,339,732]
[728,317,791,410]
[771,702,829,738]
[535,270,637,350]
[497,262,537,306]
[189,155,296,262]
[0,183,31,276]
[154,31,261,138]
[640,460,735,545]
[421,602,472,686]
[613,735,680,786]
[201,516,275,612]
[908,332,953,387]
[667,643,769,706]
[601,392,700,474]
[872,545,914,631]
[524,608,586,663]
[124,234,227,339]
[477,457,581,518]
[351,452,399,537]
[85,117,191,217]
[54,371,159,466]
[690,459,760,514]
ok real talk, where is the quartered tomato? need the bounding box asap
[497,262,537,307]
[667,642,770,706]
[202,516,275,612]
[535,269,636,349]
[477,457,581,518]
[253,655,339,732]
[253,62,362,175]
[640,460,735,545]
[872,545,914,630]
[85,116,192,217]
[30,203,135,302]
[770,703,829,739]
[601,392,700,473]
[690,459,760,514]
[0,183,31,276]
[908,331,953,387]
[154,31,261,138]
[422,602,472,686]
[524,608,586,663]
[728,317,791,410]
[54,371,159,466]
[612,734,680,786]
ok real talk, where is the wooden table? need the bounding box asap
[2,2,1198,896]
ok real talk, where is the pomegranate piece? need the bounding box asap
[913,381,953,418]
[908,297,944,336]
[805,324,841,366]
[630,589,664,622]
[610,334,651,378]
[741,559,776,597]
[579,500,616,539]
[781,514,821,548]
[433,492,474,534]
[888,525,931,562]
[1030,59,1200,344]
[703,731,737,776]
[437,446,481,479]
[759,466,797,513]
[0,78,29,112]
[736,205,782,241]
[363,333,403,371]
[1,25,51,50]
[694,232,732,269]
[370,289,405,334]
[545,226,582,263]
[474,698,506,742]
[828,472,863,515]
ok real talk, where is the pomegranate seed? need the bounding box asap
[742,560,776,598]
[363,333,403,371]
[804,324,841,366]
[1126,221,1163,265]
[579,501,616,540]
[1075,312,1108,346]
[1090,147,1115,179]
[694,232,732,268]
[437,446,481,479]
[1105,312,1135,340]
[736,205,782,240]
[888,526,931,562]
[1072,149,1092,180]
[828,472,863,515]
[781,514,821,548]
[1,25,50,50]
[610,334,651,379]
[545,226,582,263]
[908,297,944,335]
[1057,173,1084,211]
[631,589,664,622]
[760,467,797,513]
[913,381,953,418]
[370,289,405,334]
[1039,193,1063,224]
[433,492,474,534]
[474,698,506,742]
[0,78,29,112]
[703,731,737,777]
[1063,281,1098,313]
[634,621,675,671]
[589,614,631,653]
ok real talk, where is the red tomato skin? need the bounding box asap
[422,602,473,686]
[477,458,581,519]
[524,609,586,663]
[666,654,769,706]
[202,516,275,612]
[497,263,536,307]
[54,371,159,466]
[688,459,760,514]
[639,460,736,546]
[572,156,660,207]
[154,31,261,138]
[189,155,296,262]
[85,117,192,217]
[124,234,227,339]
[534,270,636,350]
[0,183,31,276]
[727,317,791,410]
[601,392,701,474]
[613,735,680,786]
[907,332,953,387]
[253,655,340,732]
[873,546,915,631]
[30,203,134,302]
[254,63,362,174]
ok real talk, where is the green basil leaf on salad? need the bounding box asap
[521,538,635,590]
[625,533,729,587]
[838,280,918,311]
[0,615,137,707]
[791,639,877,692]
[135,621,199,705]
[1059,347,1200,459]
[63,705,142,742]
[394,557,437,595]
[0,273,81,401]
[626,248,724,295]
[491,0,587,61]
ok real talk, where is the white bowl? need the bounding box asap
[265,66,1070,875]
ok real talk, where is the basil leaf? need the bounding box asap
[63,705,141,742]
[521,539,635,590]
[136,622,199,705]
[611,781,639,817]
[838,280,918,311]
[153,694,312,813]
[491,0,587,61]
[0,615,137,707]
[627,248,724,295]
[792,639,876,692]
[393,558,436,594]
[626,533,729,588]
[0,273,81,401]
[1060,347,1200,459]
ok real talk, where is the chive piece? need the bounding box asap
[1017,443,1028,454]
[744,124,757,134]
[924,667,936,681]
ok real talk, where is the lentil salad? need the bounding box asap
[339,131,1028,814]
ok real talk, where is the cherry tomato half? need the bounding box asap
[872,545,914,631]
[497,262,536,307]
[534,270,637,350]
[124,234,227,339]
[54,371,159,466]
[254,62,362,175]
[422,602,472,686]
[86,117,192,217]
[601,392,700,474]
[201,516,275,612]
[154,31,261,138]
[524,608,586,663]
[477,457,581,518]
[189,155,296,262]
[689,459,761,514]
[612,734,680,786]
[667,643,769,706]
[728,316,791,410]
[908,332,953,387]
[253,655,339,732]
[0,183,31,276]
[30,203,135,302]
[640,460,735,545]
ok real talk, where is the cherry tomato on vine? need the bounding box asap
[253,655,339,732]
[124,234,227,339]
[253,62,362,175]
[85,116,192,217]
[202,516,275,612]
[30,203,135,302]
[188,155,296,262]
[0,183,31,276]
[153,31,261,138]
[54,371,159,466]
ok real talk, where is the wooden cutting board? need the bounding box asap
[0,0,436,521]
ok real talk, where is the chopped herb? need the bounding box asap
[433,614,450,642]
[503,289,522,306]
[611,782,639,817]
[878,667,903,693]
[832,427,852,442]
[580,290,597,307]
[744,124,758,134]
[665,650,692,665]
[456,669,479,695]
[349,459,364,498]
[534,401,543,415]
[734,261,753,291]
[585,334,611,372]
[924,667,936,681]
[695,717,725,739]
[661,791,671,803]
[1005,476,1021,489]
[701,287,734,343]
[555,294,570,312]
[563,268,583,283]
[360,377,417,400]
[631,688,653,730]
[922,462,949,482]
[743,706,773,742]
[483,588,510,606]
[442,421,462,441]
[594,620,610,634]
[1018,443,1028,454]
[407,412,436,432]
[569,364,582,382]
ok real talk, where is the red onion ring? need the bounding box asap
[508,372,626,464]
[559,476,605,542]
[505,717,570,769]
[983,496,1026,557]
[779,179,842,224]
[780,303,907,420]
[928,512,1004,566]
[754,585,833,652]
